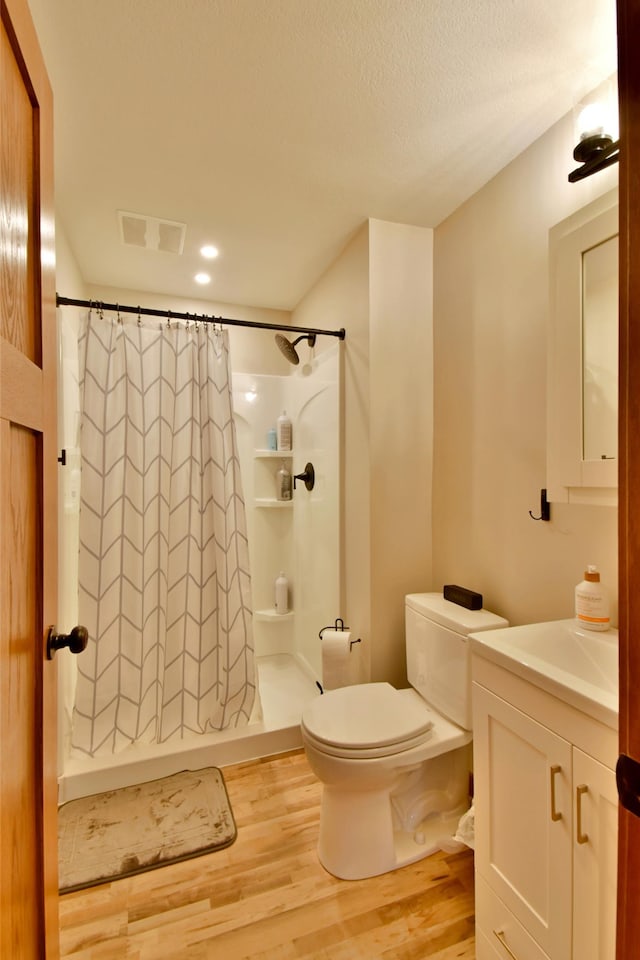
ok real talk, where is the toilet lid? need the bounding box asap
[301,682,433,750]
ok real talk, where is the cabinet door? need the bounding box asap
[473,684,572,960]
[475,929,503,959]
[572,748,618,960]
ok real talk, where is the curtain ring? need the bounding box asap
[137,306,141,326]
[167,309,171,329]
[212,322,224,359]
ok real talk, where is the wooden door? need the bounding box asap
[617,1,640,958]
[0,0,58,957]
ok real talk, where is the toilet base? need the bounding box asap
[317,785,470,881]
[313,741,472,881]
[392,805,468,869]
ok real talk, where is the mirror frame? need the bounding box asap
[547,188,619,506]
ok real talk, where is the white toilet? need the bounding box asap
[301,592,508,880]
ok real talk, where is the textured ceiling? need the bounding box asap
[27,0,617,311]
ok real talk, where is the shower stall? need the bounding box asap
[56,305,342,802]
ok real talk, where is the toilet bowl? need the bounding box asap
[301,593,508,880]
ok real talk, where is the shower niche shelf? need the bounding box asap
[254,498,293,508]
[254,609,294,622]
[254,449,294,458]
[253,448,295,507]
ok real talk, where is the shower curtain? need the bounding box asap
[71,311,255,757]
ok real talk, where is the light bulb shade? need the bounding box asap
[573,77,619,147]
[569,76,620,182]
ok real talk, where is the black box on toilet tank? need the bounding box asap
[443,584,483,610]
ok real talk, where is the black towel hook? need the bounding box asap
[529,488,551,522]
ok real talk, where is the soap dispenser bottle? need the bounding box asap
[575,565,610,631]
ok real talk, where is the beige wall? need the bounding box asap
[56,220,87,300]
[433,104,618,628]
[369,221,433,682]
[294,220,433,686]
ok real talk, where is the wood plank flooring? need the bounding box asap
[58,749,476,959]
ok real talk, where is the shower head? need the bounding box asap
[275,332,317,365]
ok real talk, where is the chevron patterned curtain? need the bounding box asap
[71,312,255,756]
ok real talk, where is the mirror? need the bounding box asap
[547,188,618,506]
[582,234,618,462]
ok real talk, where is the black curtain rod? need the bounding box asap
[56,295,346,341]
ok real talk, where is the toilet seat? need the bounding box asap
[301,682,434,759]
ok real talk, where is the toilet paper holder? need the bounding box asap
[319,618,362,651]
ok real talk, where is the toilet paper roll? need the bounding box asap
[322,629,360,690]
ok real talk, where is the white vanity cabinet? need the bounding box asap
[472,656,618,960]
[571,747,618,960]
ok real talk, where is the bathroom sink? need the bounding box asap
[469,619,618,729]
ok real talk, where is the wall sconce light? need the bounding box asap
[569,80,619,182]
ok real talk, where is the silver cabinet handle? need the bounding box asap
[576,783,589,844]
[494,928,519,959]
[550,764,562,821]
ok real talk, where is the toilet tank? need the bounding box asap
[405,593,508,729]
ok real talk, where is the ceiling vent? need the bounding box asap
[117,211,186,254]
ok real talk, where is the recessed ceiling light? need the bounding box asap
[200,245,219,259]
[194,272,211,285]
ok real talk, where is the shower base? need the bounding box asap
[58,654,319,804]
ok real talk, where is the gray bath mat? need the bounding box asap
[58,766,236,893]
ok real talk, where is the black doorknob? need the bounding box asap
[46,625,89,660]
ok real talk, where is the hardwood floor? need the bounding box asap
[58,749,476,959]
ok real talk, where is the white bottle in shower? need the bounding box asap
[276,461,292,501]
[277,410,292,451]
[275,572,289,614]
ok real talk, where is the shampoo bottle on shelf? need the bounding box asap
[276,461,292,501]
[275,572,289,615]
[277,410,292,451]
[575,565,610,631]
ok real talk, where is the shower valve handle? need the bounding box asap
[293,462,315,491]
[46,624,89,660]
